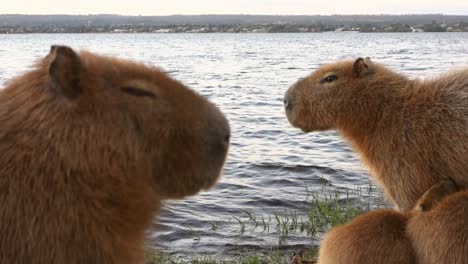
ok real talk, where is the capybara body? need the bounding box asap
[285,58,468,211]
[0,46,230,264]
[407,190,468,263]
[317,191,468,264]
[317,209,415,264]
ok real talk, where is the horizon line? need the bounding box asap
[2,13,468,17]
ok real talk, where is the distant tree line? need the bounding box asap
[1,15,468,33]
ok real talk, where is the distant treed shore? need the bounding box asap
[2,22,468,33]
[1,14,468,33]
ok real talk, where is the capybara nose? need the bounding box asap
[207,107,230,155]
[220,127,231,149]
[284,92,295,112]
[223,133,231,145]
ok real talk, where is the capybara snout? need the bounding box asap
[283,87,299,126]
[155,97,230,198]
[284,78,334,132]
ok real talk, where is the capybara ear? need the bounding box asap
[353,57,370,77]
[48,45,82,99]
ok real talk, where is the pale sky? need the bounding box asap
[2,0,468,16]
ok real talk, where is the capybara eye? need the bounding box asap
[320,74,338,84]
[120,86,156,99]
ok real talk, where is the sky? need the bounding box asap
[2,0,468,16]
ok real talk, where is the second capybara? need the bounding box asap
[0,46,230,264]
[317,190,468,264]
[316,209,415,264]
[316,183,432,264]
[284,58,468,211]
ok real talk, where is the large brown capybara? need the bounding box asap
[0,45,230,264]
[284,57,468,211]
[284,58,468,263]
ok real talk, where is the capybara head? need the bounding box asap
[284,57,380,132]
[0,45,230,263]
[8,45,230,199]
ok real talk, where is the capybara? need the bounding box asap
[317,191,468,264]
[412,178,460,211]
[0,45,230,264]
[285,58,468,263]
[407,190,468,264]
[284,58,468,211]
[316,209,415,264]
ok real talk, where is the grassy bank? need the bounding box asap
[146,183,385,264]
[145,248,317,264]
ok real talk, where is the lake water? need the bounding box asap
[1,32,468,258]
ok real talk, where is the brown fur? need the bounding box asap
[407,191,468,263]
[317,191,468,264]
[0,46,230,264]
[285,58,468,211]
[317,209,415,264]
[412,178,460,211]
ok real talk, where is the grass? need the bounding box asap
[146,182,384,263]
[229,183,380,244]
[145,248,318,264]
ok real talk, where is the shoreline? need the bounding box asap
[1,31,467,35]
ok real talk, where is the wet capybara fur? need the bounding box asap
[285,58,468,211]
[0,46,230,264]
